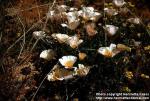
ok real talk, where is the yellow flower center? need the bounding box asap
[104,49,113,57]
[71,44,77,49]
[64,60,74,68]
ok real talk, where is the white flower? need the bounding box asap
[51,33,69,43]
[104,8,118,16]
[40,49,56,61]
[61,20,80,30]
[98,44,131,58]
[59,56,77,69]
[77,7,94,18]
[127,18,140,24]
[61,12,80,30]
[90,12,101,22]
[47,72,62,81]
[67,35,83,48]
[113,0,126,7]
[67,12,78,23]
[98,44,120,58]
[75,64,90,76]
[81,6,95,19]
[33,31,46,39]
[82,6,94,13]
[104,25,119,36]
[52,34,83,48]
[77,10,83,16]
[78,7,101,22]
[47,64,75,81]
[47,72,74,81]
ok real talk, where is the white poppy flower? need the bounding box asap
[113,0,126,7]
[67,35,83,48]
[90,12,101,22]
[51,33,69,43]
[127,18,140,24]
[104,25,119,36]
[47,72,62,81]
[74,64,90,76]
[82,6,94,12]
[78,7,101,22]
[104,8,118,16]
[61,20,80,30]
[40,49,56,61]
[67,12,78,23]
[59,56,77,69]
[33,31,46,39]
[61,12,80,30]
[82,7,95,19]
[98,44,120,58]
[47,64,75,81]
[47,72,74,81]
[82,6,94,15]
[77,10,83,16]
